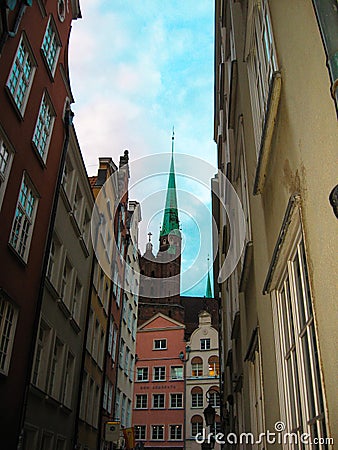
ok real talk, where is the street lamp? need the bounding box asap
[179,345,191,362]
[202,389,218,449]
[203,403,216,427]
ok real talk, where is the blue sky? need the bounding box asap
[69,0,216,296]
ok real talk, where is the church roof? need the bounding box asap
[160,130,180,237]
[205,270,213,298]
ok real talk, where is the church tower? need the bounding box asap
[138,131,184,324]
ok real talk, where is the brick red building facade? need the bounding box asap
[0,2,81,448]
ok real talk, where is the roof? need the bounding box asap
[181,296,219,339]
[160,133,180,237]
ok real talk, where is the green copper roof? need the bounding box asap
[205,270,212,298]
[160,131,180,237]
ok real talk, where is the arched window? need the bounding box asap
[208,355,220,377]
[191,415,203,437]
[207,386,220,407]
[191,386,203,408]
[191,357,203,377]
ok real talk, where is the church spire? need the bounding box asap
[160,129,180,237]
[205,256,212,298]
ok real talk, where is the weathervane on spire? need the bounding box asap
[172,126,175,153]
[148,231,152,243]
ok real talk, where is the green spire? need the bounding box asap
[160,129,180,237]
[205,257,212,298]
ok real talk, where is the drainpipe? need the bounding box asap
[312,0,338,112]
[16,108,74,450]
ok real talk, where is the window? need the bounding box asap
[46,238,56,281]
[135,425,146,440]
[170,366,183,380]
[6,34,36,113]
[271,235,327,443]
[136,367,148,382]
[0,135,14,211]
[0,297,18,375]
[9,175,38,261]
[103,378,108,410]
[61,156,73,199]
[32,92,56,161]
[208,356,220,377]
[153,366,165,381]
[119,339,125,368]
[111,325,117,363]
[72,278,82,322]
[124,347,130,376]
[152,394,165,409]
[132,314,137,340]
[169,425,182,440]
[208,388,220,407]
[151,425,164,440]
[80,371,88,420]
[115,389,121,419]
[32,321,51,388]
[135,394,148,409]
[191,387,203,408]
[121,394,127,426]
[126,399,132,427]
[153,339,166,350]
[73,185,83,224]
[170,393,183,408]
[248,343,265,446]
[48,337,64,400]
[41,17,61,75]
[62,351,74,407]
[191,415,203,437]
[200,338,210,350]
[107,381,113,414]
[108,319,113,355]
[191,357,203,377]
[129,356,134,382]
[247,0,278,153]
[60,258,72,306]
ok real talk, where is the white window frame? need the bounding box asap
[32,91,56,163]
[152,393,165,409]
[200,338,210,350]
[41,15,61,76]
[135,425,146,441]
[9,173,39,262]
[153,366,166,381]
[153,338,167,350]
[6,33,37,115]
[170,393,183,409]
[135,394,148,409]
[192,391,203,408]
[246,0,278,154]
[0,296,19,376]
[266,199,328,447]
[136,367,148,382]
[151,425,164,441]
[169,424,182,441]
[170,365,183,380]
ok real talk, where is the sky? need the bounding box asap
[69,0,217,296]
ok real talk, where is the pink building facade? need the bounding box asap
[133,313,186,449]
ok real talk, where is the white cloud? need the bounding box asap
[69,1,217,295]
